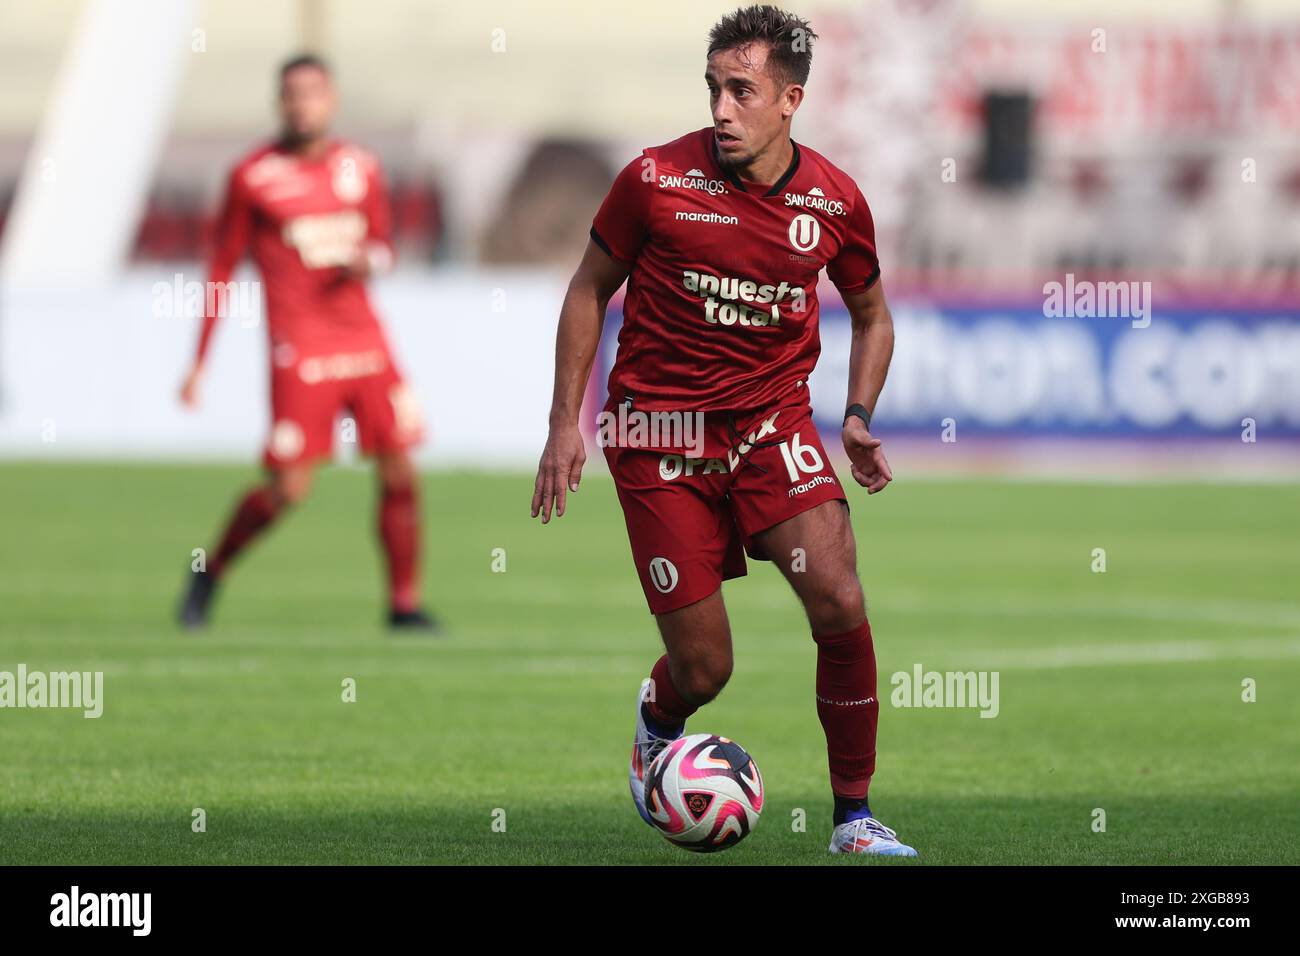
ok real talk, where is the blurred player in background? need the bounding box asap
[532,5,914,855]
[178,54,435,632]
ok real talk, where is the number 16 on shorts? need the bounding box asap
[777,431,825,482]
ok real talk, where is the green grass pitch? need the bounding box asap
[1,461,1297,865]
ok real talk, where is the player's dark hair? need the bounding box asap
[708,5,817,88]
[279,52,331,81]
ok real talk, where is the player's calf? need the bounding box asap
[631,594,732,822]
[813,620,879,797]
[375,450,437,631]
[629,650,719,825]
[178,482,288,630]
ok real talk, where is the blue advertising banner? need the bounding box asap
[599,301,1300,438]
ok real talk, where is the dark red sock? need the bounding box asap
[379,483,421,612]
[209,487,281,578]
[813,620,879,800]
[645,654,698,726]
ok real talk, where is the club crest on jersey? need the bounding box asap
[658,168,728,196]
[681,270,806,328]
[331,155,369,203]
[785,185,846,217]
[787,214,821,253]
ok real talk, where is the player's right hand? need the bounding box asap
[531,424,586,524]
[179,367,203,409]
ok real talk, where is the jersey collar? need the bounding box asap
[711,134,802,198]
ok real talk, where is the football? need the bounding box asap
[644,733,764,852]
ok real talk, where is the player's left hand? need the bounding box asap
[842,418,892,494]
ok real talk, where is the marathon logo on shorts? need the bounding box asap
[788,473,836,498]
[681,271,807,328]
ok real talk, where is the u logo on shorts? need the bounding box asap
[648,557,679,594]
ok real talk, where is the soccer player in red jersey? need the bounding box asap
[531,6,915,854]
[178,54,435,631]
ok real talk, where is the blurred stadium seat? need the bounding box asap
[0,0,1296,469]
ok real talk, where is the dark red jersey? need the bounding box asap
[194,140,393,364]
[591,127,880,413]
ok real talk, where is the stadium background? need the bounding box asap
[2,0,1297,468]
[0,0,1298,865]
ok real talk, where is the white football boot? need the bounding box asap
[828,815,919,857]
[629,678,684,826]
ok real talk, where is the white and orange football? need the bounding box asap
[643,733,764,852]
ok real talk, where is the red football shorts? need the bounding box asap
[602,397,848,615]
[264,345,423,467]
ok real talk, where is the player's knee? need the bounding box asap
[677,654,732,705]
[807,578,866,634]
[271,469,312,507]
[378,453,416,494]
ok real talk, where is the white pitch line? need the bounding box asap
[8,637,1300,681]
[949,636,1300,671]
[3,576,1299,630]
[880,591,1300,630]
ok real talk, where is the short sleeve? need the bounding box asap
[826,185,881,295]
[591,154,653,265]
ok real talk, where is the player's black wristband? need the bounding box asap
[844,403,872,431]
